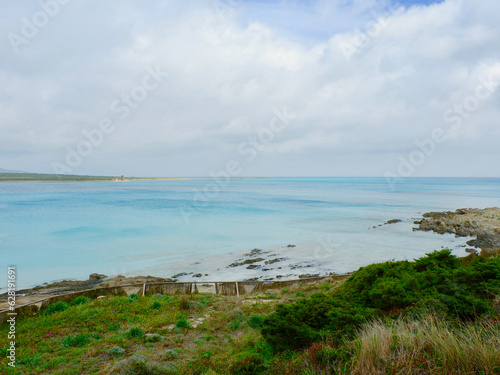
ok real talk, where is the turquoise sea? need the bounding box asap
[1,178,500,290]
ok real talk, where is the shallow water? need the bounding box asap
[1,177,500,289]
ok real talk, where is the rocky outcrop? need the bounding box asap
[89,273,107,283]
[466,228,500,255]
[413,207,500,255]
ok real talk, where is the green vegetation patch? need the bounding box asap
[262,250,500,351]
[1,251,498,374]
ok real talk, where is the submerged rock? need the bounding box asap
[386,219,402,224]
[228,258,265,267]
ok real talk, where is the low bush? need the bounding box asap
[229,321,241,331]
[121,357,177,375]
[61,334,93,347]
[248,315,265,328]
[43,301,69,315]
[109,346,125,356]
[175,314,190,329]
[144,333,163,343]
[161,349,179,360]
[127,327,144,339]
[150,301,161,309]
[229,353,266,375]
[262,250,500,351]
[128,294,139,303]
[69,296,89,306]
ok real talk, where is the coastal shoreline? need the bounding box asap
[0,175,264,183]
[4,206,499,307]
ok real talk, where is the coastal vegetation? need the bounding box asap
[1,250,499,374]
[0,173,118,182]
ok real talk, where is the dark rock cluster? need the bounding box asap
[413,208,500,255]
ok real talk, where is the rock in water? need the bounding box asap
[386,219,402,224]
[89,273,107,283]
[414,208,500,255]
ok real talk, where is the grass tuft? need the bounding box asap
[127,327,144,339]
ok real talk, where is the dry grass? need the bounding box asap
[353,315,500,375]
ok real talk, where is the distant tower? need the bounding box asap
[121,175,124,181]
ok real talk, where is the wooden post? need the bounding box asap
[142,283,146,296]
[235,281,240,298]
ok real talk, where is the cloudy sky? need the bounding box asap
[1,0,499,177]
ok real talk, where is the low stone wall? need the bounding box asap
[0,285,131,323]
[0,275,350,324]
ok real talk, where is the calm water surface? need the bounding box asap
[1,178,499,289]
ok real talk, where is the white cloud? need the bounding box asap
[0,0,499,177]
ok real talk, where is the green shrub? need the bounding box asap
[127,327,144,339]
[109,346,125,356]
[121,358,177,375]
[262,293,372,351]
[175,315,190,329]
[253,340,274,361]
[150,301,161,309]
[265,293,278,299]
[145,333,163,343]
[261,250,500,351]
[316,340,357,370]
[179,297,205,311]
[164,295,173,304]
[128,294,139,303]
[62,334,91,347]
[179,297,190,310]
[200,351,212,359]
[229,321,241,331]
[186,358,212,374]
[43,301,69,315]
[229,353,266,375]
[161,349,179,360]
[70,296,90,306]
[248,315,265,328]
